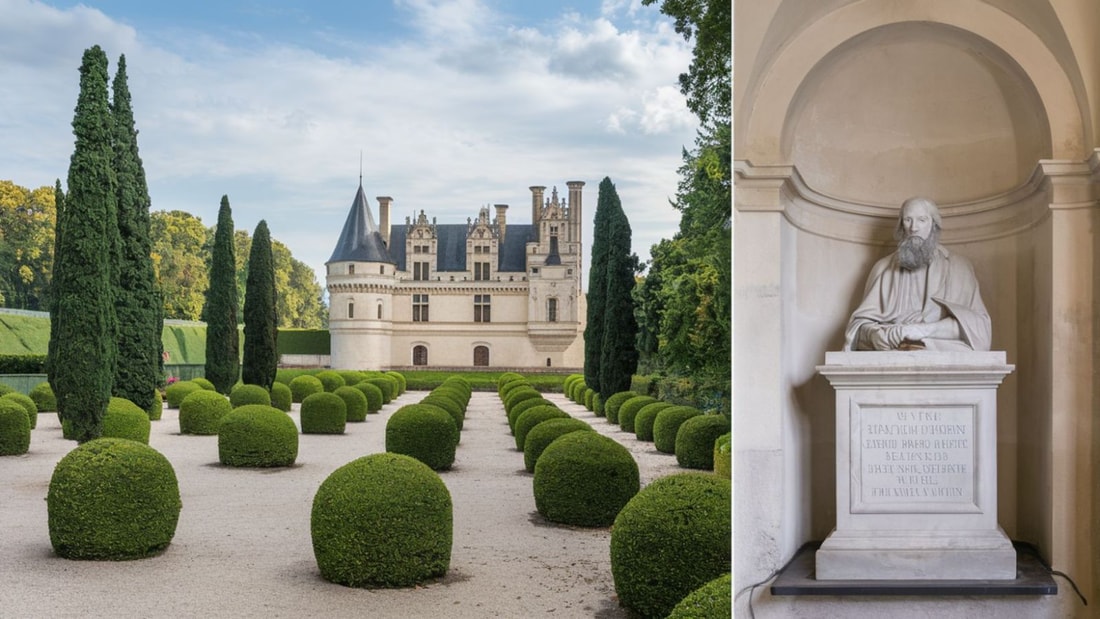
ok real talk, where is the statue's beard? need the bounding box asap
[897,228,940,271]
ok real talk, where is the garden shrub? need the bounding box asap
[421,394,464,432]
[676,415,732,470]
[218,404,298,467]
[438,379,470,406]
[618,396,658,433]
[103,397,151,444]
[634,402,674,442]
[583,388,595,411]
[311,452,452,587]
[334,386,368,422]
[269,381,293,412]
[0,383,14,397]
[503,387,541,413]
[315,370,346,392]
[301,392,347,434]
[165,380,202,408]
[385,404,458,471]
[499,377,530,400]
[431,386,468,411]
[230,383,272,408]
[386,371,408,395]
[337,370,366,387]
[611,473,731,618]
[497,372,524,391]
[366,377,397,404]
[668,573,731,619]
[146,389,163,421]
[179,390,232,435]
[353,381,384,413]
[289,375,325,403]
[1,392,37,429]
[653,406,703,454]
[562,373,583,396]
[191,377,217,391]
[713,432,731,479]
[514,405,570,451]
[593,392,604,415]
[0,400,30,455]
[566,380,584,403]
[29,382,57,412]
[507,397,553,433]
[533,432,639,527]
[47,438,181,560]
[522,417,593,473]
[603,391,637,425]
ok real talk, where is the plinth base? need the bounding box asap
[816,528,1016,580]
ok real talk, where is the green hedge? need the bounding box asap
[714,432,731,479]
[165,381,202,408]
[507,396,553,434]
[619,396,658,433]
[522,417,593,473]
[47,438,181,560]
[1,392,37,430]
[314,370,346,393]
[0,354,45,373]
[353,381,384,413]
[269,381,293,412]
[421,393,464,432]
[277,329,331,355]
[289,375,324,403]
[610,473,731,618]
[603,391,637,425]
[218,405,299,467]
[334,386,368,422]
[191,377,217,391]
[179,390,232,435]
[301,392,347,434]
[634,402,674,442]
[533,432,639,527]
[513,405,570,451]
[102,397,151,444]
[385,404,458,471]
[0,400,30,455]
[676,415,731,470]
[230,384,272,408]
[311,453,451,587]
[668,573,732,619]
[366,377,397,404]
[29,382,56,412]
[654,406,703,454]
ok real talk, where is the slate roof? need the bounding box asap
[327,184,395,264]
[389,224,535,273]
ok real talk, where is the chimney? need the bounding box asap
[530,186,545,232]
[376,196,392,247]
[495,204,508,243]
[566,181,584,245]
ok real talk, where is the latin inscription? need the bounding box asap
[859,407,973,505]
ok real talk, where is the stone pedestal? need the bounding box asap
[816,351,1016,580]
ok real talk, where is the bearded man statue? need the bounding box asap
[844,196,991,351]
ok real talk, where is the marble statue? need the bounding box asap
[844,197,991,351]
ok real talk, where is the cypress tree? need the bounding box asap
[598,196,639,399]
[51,46,118,442]
[242,220,278,389]
[111,54,160,411]
[45,180,65,396]
[203,196,239,393]
[583,177,617,393]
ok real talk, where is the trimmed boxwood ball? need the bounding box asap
[0,400,31,455]
[311,452,452,587]
[653,406,703,454]
[593,392,604,415]
[634,402,674,442]
[503,387,541,413]
[421,395,464,432]
[533,432,639,527]
[1,392,38,429]
[146,389,163,421]
[29,382,57,412]
[191,377,217,391]
[103,397,151,444]
[437,382,470,407]
[583,388,596,411]
[514,405,570,451]
[353,381,384,413]
[499,378,531,400]
[269,381,293,412]
[522,417,593,473]
[713,432,731,479]
[507,396,553,433]
[47,438,182,560]
[218,405,299,467]
[334,386,368,422]
[385,404,458,471]
[676,415,732,470]
[337,370,366,387]
[385,371,407,395]
[179,390,232,435]
[230,383,272,408]
[603,391,636,425]
[315,370,346,392]
[289,375,325,403]
[366,377,397,404]
[668,572,732,618]
[165,380,202,408]
[618,396,658,433]
[0,383,13,397]
[497,372,524,390]
[611,473,731,618]
[301,392,347,434]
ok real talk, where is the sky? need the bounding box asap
[1,0,699,293]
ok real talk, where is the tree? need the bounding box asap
[150,210,209,320]
[598,191,640,399]
[583,177,617,393]
[0,182,56,310]
[110,54,161,411]
[45,180,65,394]
[242,220,278,389]
[51,46,118,442]
[203,196,239,393]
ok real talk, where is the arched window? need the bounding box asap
[377,302,383,319]
[547,297,558,323]
[347,300,354,319]
[413,345,428,366]
[473,345,489,367]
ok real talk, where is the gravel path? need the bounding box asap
[0,391,681,618]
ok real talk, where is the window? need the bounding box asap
[474,294,491,323]
[379,265,385,274]
[547,298,558,323]
[414,261,430,281]
[348,301,354,319]
[413,244,430,254]
[474,346,489,367]
[348,264,355,275]
[474,261,490,281]
[413,294,429,322]
[413,345,428,366]
[377,303,383,319]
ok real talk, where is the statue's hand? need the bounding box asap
[868,325,898,350]
[898,322,930,342]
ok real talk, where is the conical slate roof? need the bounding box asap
[327,184,394,264]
